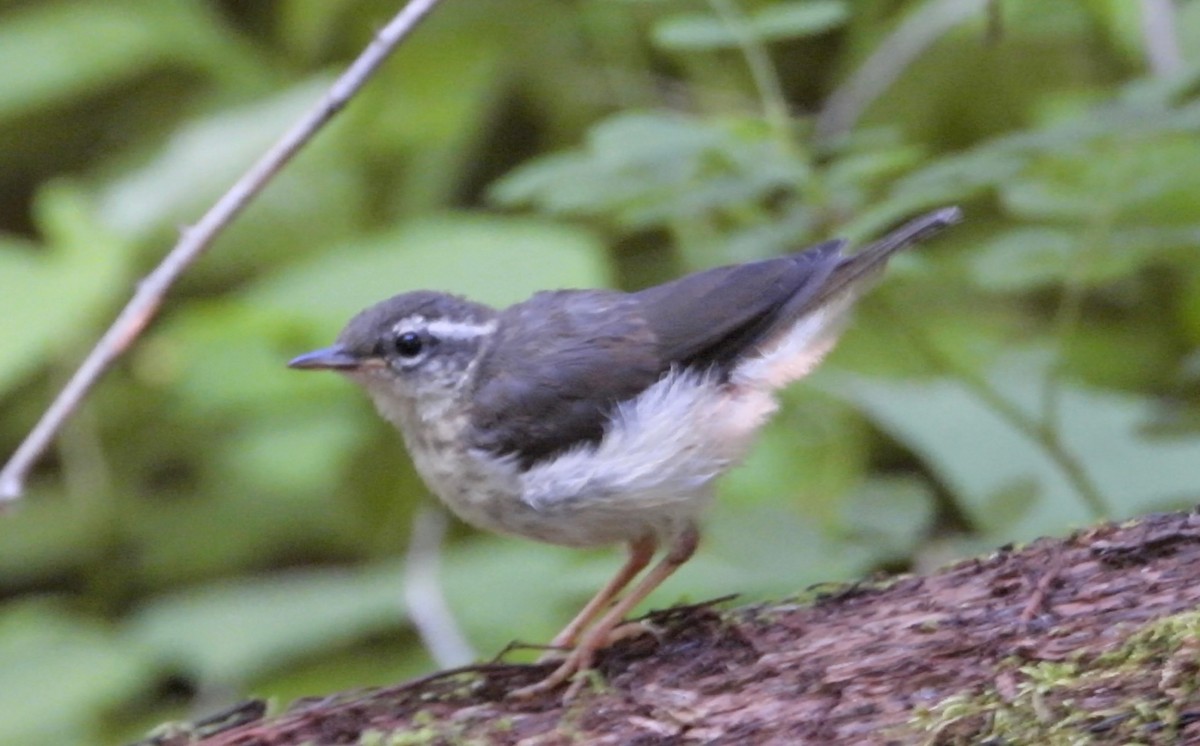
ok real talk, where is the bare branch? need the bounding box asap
[403,506,476,668]
[0,0,447,501]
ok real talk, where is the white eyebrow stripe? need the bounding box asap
[393,317,498,340]
[428,318,498,339]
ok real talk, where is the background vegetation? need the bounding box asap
[2,0,1199,742]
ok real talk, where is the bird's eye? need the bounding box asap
[393,331,424,358]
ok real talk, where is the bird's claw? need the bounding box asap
[603,619,660,646]
[509,646,597,701]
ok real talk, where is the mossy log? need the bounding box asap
[147,510,1200,746]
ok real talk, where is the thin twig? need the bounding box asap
[883,303,1112,520]
[815,0,986,145]
[403,505,476,668]
[0,0,447,502]
[1020,546,1064,626]
[1039,204,1114,437]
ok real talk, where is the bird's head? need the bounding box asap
[289,291,498,411]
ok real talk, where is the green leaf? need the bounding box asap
[125,567,408,684]
[0,0,222,119]
[492,112,808,233]
[1002,135,1200,224]
[1181,269,1200,344]
[95,77,366,269]
[969,227,1078,291]
[835,352,1200,541]
[354,28,505,215]
[0,185,133,396]
[0,495,106,587]
[141,303,340,418]
[0,602,152,745]
[837,477,936,560]
[968,225,1187,292]
[653,1,848,51]
[247,214,611,329]
[698,498,879,594]
[719,202,820,262]
[885,95,1200,223]
[219,412,364,498]
[722,388,870,521]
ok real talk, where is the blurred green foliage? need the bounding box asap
[1,1,1199,742]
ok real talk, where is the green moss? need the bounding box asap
[905,610,1200,744]
[780,575,909,607]
[354,708,466,746]
[491,716,514,732]
[358,725,443,745]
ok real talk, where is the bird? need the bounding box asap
[288,206,961,699]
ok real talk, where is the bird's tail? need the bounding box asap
[731,206,962,389]
[813,206,963,309]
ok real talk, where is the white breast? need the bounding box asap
[514,368,777,546]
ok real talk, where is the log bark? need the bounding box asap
[159,509,1200,745]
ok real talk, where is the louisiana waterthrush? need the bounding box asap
[289,206,961,698]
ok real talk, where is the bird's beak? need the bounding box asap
[288,346,364,371]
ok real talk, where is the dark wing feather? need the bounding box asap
[639,207,963,371]
[467,290,663,468]
[633,239,846,373]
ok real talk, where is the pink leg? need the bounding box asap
[512,524,699,700]
[540,535,656,660]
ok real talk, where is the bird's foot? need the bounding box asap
[602,619,660,647]
[533,626,581,663]
[534,619,655,664]
[512,620,665,700]
[510,644,598,701]
[534,645,569,664]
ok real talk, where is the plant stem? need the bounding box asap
[886,305,1112,519]
[706,0,793,148]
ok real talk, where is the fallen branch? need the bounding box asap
[167,510,1200,745]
